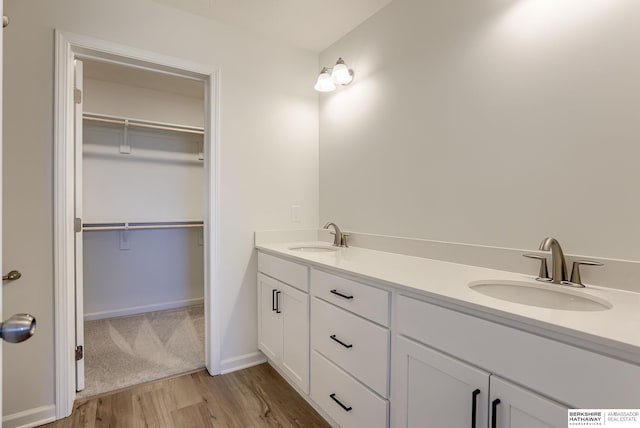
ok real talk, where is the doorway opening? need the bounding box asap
[54,31,220,419]
[76,59,206,397]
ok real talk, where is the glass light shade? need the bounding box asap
[331,59,353,85]
[314,68,336,92]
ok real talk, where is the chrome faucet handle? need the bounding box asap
[569,260,603,288]
[523,254,550,281]
[341,233,351,248]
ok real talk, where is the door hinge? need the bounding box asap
[75,345,84,361]
[74,218,82,233]
[74,88,82,104]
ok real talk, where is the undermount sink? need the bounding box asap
[288,245,338,253]
[468,280,612,312]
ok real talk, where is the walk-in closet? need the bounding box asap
[75,59,206,397]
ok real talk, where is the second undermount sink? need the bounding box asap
[468,280,612,312]
[288,245,339,253]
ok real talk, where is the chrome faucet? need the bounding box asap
[323,222,349,247]
[538,237,568,284]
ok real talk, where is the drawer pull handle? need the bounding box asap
[471,389,480,428]
[491,399,501,428]
[275,290,281,314]
[330,289,354,300]
[272,289,277,312]
[330,334,353,349]
[329,393,352,412]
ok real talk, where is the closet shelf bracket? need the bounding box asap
[120,119,131,154]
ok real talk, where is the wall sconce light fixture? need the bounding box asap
[314,57,354,92]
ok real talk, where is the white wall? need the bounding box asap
[84,77,204,128]
[2,0,318,420]
[83,124,204,223]
[319,0,640,262]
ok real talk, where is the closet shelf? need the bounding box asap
[83,112,204,136]
[83,221,204,232]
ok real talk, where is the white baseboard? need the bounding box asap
[219,351,266,374]
[3,405,56,428]
[84,297,204,321]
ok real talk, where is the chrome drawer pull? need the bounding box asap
[330,289,353,300]
[330,334,353,349]
[329,393,352,412]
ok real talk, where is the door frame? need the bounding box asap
[53,30,221,418]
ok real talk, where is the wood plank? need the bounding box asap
[41,364,330,428]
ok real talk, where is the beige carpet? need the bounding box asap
[79,305,205,398]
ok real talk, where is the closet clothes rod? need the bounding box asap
[82,221,204,232]
[83,113,205,136]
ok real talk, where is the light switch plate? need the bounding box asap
[290,205,301,223]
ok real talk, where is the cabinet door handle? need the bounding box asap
[272,289,277,312]
[329,334,353,349]
[329,393,352,412]
[330,289,353,300]
[471,389,481,428]
[275,290,281,313]
[491,399,501,428]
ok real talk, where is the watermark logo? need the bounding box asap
[568,410,640,427]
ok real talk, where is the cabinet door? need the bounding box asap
[281,282,309,393]
[258,274,282,362]
[490,376,567,428]
[392,336,490,428]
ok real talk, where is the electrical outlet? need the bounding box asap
[290,205,301,223]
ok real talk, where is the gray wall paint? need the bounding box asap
[319,0,640,262]
[2,0,319,418]
[83,229,204,318]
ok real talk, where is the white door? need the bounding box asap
[74,59,85,391]
[280,282,309,393]
[490,376,567,428]
[392,336,490,428]
[257,274,282,362]
[1,4,38,415]
[0,0,4,413]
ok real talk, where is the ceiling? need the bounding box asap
[153,0,394,52]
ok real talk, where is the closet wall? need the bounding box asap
[82,63,205,320]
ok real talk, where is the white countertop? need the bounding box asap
[257,241,640,364]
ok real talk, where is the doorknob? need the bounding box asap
[3,270,22,281]
[1,314,36,343]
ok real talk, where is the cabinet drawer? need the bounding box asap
[311,351,388,428]
[258,251,309,292]
[311,297,389,397]
[397,295,640,408]
[311,269,389,326]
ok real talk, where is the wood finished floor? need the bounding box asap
[41,363,329,428]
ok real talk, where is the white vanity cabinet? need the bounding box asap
[393,336,567,428]
[489,376,567,428]
[310,268,391,428]
[392,294,640,428]
[257,253,310,393]
[393,335,491,428]
[255,246,640,428]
